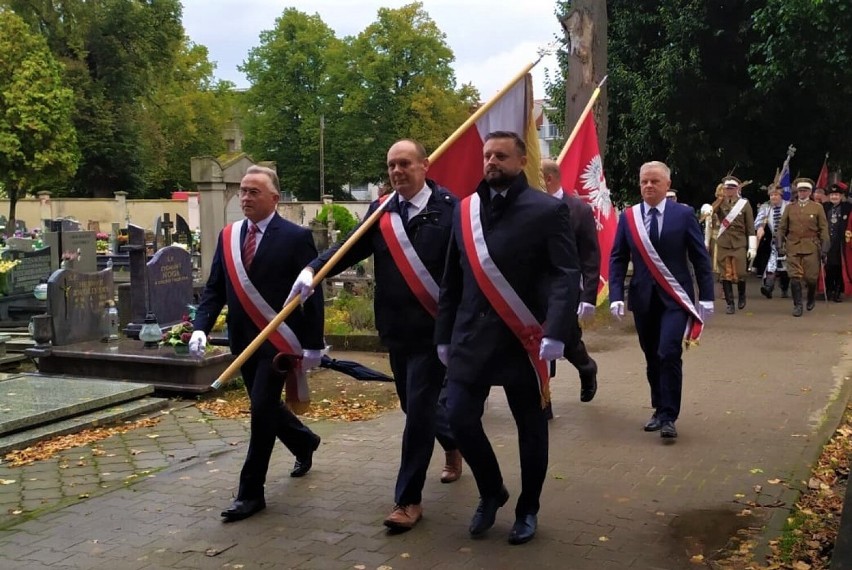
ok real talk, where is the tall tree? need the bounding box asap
[559,0,608,156]
[342,2,477,183]
[241,8,347,200]
[137,39,235,196]
[0,9,78,230]
[749,0,852,178]
[240,3,478,199]
[5,0,185,197]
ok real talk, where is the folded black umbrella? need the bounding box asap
[319,355,393,381]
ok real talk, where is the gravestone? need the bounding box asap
[5,248,52,295]
[174,214,192,248]
[47,266,114,346]
[152,214,174,251]
[147,245,193,328]
[5,237,34,252]
[43,222,97,273]
[124,225,148,337]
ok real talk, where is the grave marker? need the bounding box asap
[47,267,114,346]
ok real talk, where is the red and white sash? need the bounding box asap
[222,221,308,406]
[626,205,704,345]
[716,198,748,240]
[378,198,439,317]
[460,193,550,406]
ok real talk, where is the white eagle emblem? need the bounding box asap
[579,154,613,230]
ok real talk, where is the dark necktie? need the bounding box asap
[489,193,506,225]
[399,200,410,225]
[648,207,660,246]
[242,223,258,270]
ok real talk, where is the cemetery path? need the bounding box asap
[0,292,850,569]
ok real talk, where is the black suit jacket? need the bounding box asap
[310,180,457,351]
[194,215,325,359]
[560,191,600,306]
[435,173,581,385]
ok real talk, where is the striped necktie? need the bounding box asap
[242,223,258,270]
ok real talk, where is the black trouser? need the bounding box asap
[446,370,548,517]
[238,356,318,499]
[825,264,843,295]
[389,349,456,506]
[564,319,596,375]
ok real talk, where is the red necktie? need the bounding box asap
[242,223,258,270]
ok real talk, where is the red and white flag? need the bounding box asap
[816,156,829,189]
[428,73,542,197]
[558,112,616,305]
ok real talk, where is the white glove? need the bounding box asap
[747,236,757,261]
[539,337,564,361]
[577,302,596,322]
[698,300,714,323]
[610,301,625,321]
[437,344,450,366]
[301,349,323,370]
[188,330,207,356]
[285,268,315,306]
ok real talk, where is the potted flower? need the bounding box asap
[160,316,194,355]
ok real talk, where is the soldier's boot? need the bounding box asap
[737,281,747,309]
[835,287,844,303]
[722,281,735,314]
[780,273,790,298]
[806,283,817,311]
[791,280,803,317]
[760,276,775,299]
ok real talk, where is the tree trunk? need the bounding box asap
[561,1,608,157]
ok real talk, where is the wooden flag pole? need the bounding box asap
[556,75,608,164]
[210,192,398,389]
[430,58,543,163]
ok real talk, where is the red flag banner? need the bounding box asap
[428,74,542,197]
[816,159,829,189]
[558,113,616,305]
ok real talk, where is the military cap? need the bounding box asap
[828,181,849,195]
[722,176,742,188]
[793,177,815,190]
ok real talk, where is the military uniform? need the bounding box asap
[714,176,756,313]
[778,178,830,316]
[824,182,852,302]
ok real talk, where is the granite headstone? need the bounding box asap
[147,245,193,327]
[47,267,114,346]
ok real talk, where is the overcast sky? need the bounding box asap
[181,0,562,99]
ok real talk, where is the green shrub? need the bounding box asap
[316,205,357,238]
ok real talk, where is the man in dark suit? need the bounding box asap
[189,165,325,522]
[287,139,461,532]
[436,131,580,545]
[609,161,714,441]
[541,158,600,403]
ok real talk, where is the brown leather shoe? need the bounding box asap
[383,503,423,530]
[440,449,463,483]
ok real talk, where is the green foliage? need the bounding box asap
[548,0,852,207]
[0,9,78,224]
[315,204,357,238]
[240,2,479,199]
[324,290,375,335]
[4,0,231,198]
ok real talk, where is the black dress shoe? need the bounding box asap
[643,416,662,432]
[660,421,678,439]
[508,514,537,545]
[469,486,510,536]
[221,498,266,522]
[579,360,598,403]
[291,434,321,478]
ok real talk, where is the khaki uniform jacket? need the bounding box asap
[715,199,755,250]
[778,200,829,256]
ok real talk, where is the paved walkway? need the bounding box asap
[1,291,850,569]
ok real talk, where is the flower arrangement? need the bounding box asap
[96,232,110,254]
[160,316,194,349]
